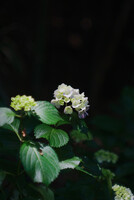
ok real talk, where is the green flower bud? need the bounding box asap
[101,168,115,180]
[64,106,73,114]
[10,95,37,111]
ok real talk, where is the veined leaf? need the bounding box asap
[20,143,60,186]
[34,124,69,148]
[49,129,69,148]
[33,101,63,125]
[3,119,20,134]
[34,124,52,140]
[59,157,81,170]
[0,108,15,126]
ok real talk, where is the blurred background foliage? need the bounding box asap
[0,0,134,199]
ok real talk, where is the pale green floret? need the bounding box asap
[71,99,81,108]
[94,149,118,164]
[58,99,64,106]
[64,106,73,114]
[64,97,70,103]
[54,91,63,100]
[74,98,89,111]
[10,95,37,111]
[112,184,134,200]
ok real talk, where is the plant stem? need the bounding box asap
[15,113,24,142]
[15,130,23,142]
[3,171,15,176]
[76,166,97,179]
[107,177,113,200]
[15,114,22,118]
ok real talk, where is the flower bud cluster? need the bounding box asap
[112,184,134,200]
[94,149,118,164]
[10,95,37,111]
[51,83,90,118]
[101,168,115,179]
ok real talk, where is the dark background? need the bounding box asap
[0,0,134,116]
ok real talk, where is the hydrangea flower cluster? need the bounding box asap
[112,184,134,200]
[51,83,90,118]
[10,95,37,111]
[94,149,118,164]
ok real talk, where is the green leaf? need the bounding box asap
[56,114,71,127]
[33,101,62,125]
[34,124,53,140]
[29,185,54,200]
[0,108,15,127]
[59,157,81,170]
[2,119,20,134]
[20,143,60,186]
[0,170,6,187]
[34,124,69,148]
[49,129,69,148]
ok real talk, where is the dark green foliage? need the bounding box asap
[1,87,134,199]
[0,99,84,199]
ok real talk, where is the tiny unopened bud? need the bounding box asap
[39,149,43,156]
[22,129,26,137]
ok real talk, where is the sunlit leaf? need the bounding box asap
[34,124,69,147]
[0,108,15,127]
[59,157,81,170]
[20,143,60,185]
[33,101,62,125]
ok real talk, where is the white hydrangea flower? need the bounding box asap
[72,94,89,118]
[51,83,90,118]
[51,99,61,109]
[112,184,134,200]
[78,108,89,119]
[54,83,73,99]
